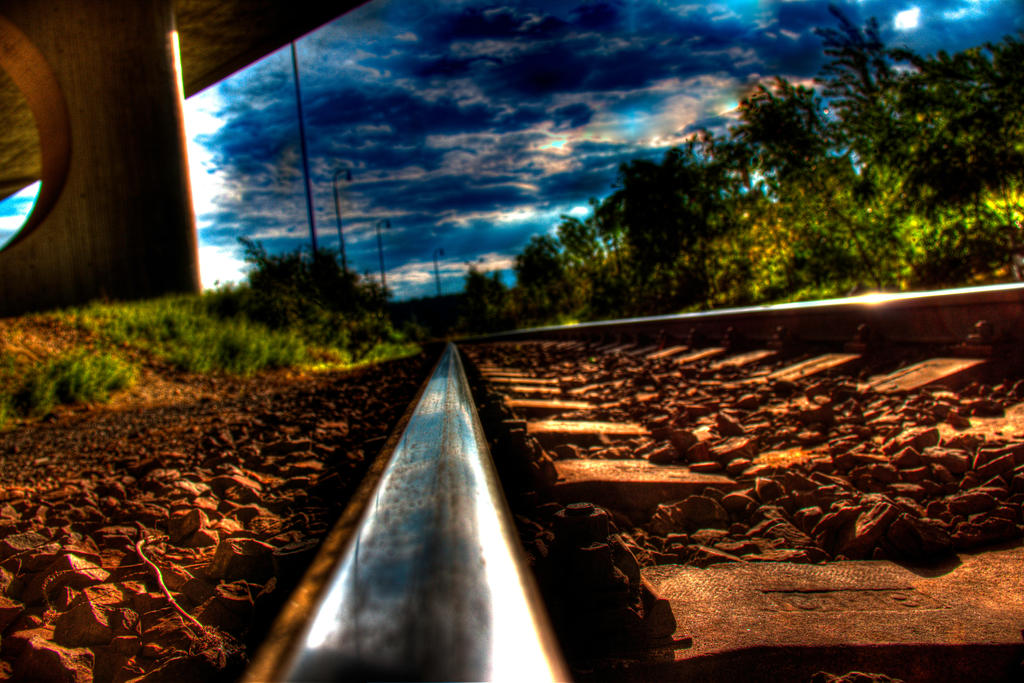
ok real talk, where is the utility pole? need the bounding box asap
[433,247,444,297]
[333,167,351,270]
[291,41,317,253]
[376,219,390,291]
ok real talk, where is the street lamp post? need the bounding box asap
[332,167,352,271]
[375,219,390,291]
[432,247,444,297]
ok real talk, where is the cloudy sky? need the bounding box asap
[1,0,1021,299]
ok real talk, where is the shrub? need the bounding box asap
[56,240,416,381]
[74,296,307,375]
[165,319,307,374]
[202,239,401,361]
[14,352,134,416]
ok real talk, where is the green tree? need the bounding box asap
[478,14,1023,332]
[457,266,513,333]
[205,238,393,358]
[515,234,569,325]
[892,35,1024,282]
[730,77,866,294]
[816,8,919,288]
[613,135,738,310]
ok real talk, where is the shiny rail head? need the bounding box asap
[271,343,568,682]
[464,282,1024,345]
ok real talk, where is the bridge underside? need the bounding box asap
[0,0,363,315]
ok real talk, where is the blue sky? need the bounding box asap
[1,0,1021,299]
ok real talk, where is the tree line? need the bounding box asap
[457,10,1024,333]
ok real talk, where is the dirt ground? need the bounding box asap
[0,345,432,682]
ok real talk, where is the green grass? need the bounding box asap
[66,293,422,374]
[8,351,134,419]
[0,290,420,428]
[340,339,422,366]
[67,296,309,375]
[165,318,307,374]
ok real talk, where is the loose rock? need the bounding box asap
[13,634,93,683]
[208,538,275,582]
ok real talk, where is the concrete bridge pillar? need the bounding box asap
[0,0,199,314]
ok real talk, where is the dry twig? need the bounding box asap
[133,523,207,632]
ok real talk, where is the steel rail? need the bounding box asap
[245,342,569,682]
[466,282,1024,345]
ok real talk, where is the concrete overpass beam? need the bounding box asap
[0,0,199,314]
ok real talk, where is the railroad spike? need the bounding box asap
[844,322,881,353]
[954,319,1000,358]
[768,324,796,351]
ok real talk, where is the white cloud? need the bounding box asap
[451,38,532,59]
[496,206,545,224]
[198,243,248,289]
[894,7,921,30]
[184,87,230,229]
[387,259,447,287]
[939,0,995,21]
[472,251,517,272]
[385,251,515,298]
[549,74,743,149]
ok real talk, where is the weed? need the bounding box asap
[0,242,422,425]
[165,320,307,375]
[204,240,400,361]
[14,352,134,416]
[71,297,308,375]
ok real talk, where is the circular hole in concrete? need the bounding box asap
[0,12,71,253]
[0,62,42,248]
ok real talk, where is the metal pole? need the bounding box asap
[376,219,389,291]
[433,247,444,297]
[333,168,351,271]
[291,41,317,254]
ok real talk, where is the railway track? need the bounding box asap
[248,284,1024,682]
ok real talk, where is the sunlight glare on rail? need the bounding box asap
[466,406,563,681]
[275,344,567,681]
